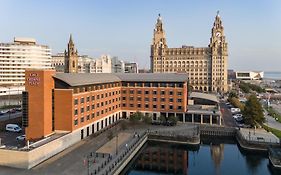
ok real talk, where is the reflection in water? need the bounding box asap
[134,143,188,174]
[210,144,224,175]
[126,142,281,175]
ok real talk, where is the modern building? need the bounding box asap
[0,37,52,96]
[125,62,138,73]
[23,69,189,141]
[150,13,228,93]
[235,71,264,80]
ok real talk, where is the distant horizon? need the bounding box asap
[0,0,280,71]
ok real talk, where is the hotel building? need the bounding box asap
[150,13,228,93]
[23,69,188,140]
[0,38,51,96]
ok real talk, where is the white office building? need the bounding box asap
[0,37,52,96]
[235,71,264,80]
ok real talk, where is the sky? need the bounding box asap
[0,0,280,71]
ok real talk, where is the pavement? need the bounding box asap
[239,128,280,144]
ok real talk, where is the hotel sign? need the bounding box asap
[27,73,40,86]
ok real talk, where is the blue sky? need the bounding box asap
[0,0,280,71]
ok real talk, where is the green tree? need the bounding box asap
[159,115,167,123]
[129,111,143,122]
[142,115,152,124]
[243,94,265,126]
[228,91,238,99]
[228,97,245,111]
[167,115,178,124]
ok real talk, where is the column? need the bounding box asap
[219,116,222,125]
[210,115,213,125]
[183,113,186,123]
[200,114,203,124]
[192,114,194,123]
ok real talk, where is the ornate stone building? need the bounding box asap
[150,12,228,93]
[64,34,78,73]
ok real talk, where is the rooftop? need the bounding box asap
[190,92,219,103]
[54,73,188,87]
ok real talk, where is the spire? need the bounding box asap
[213,11,223,28]
[69,34,73,44]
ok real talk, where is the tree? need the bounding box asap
[159,115,167,123]
[243,94,265,126]
[228,97,245,111]
[142,114,152,124]
[167,115,178,125]
[129,111,143,122]
[228,91,238,99]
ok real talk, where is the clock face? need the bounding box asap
[216,32,221,37]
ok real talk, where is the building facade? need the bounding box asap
[125,62,138,73]
[235,71,264,80]
[0,37,52,96]
[150,13,228,93]
[23,69,189,140]
[64,34,78,73]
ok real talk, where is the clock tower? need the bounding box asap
[209,11,228,92]
[64,34,78,73]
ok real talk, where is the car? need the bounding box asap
[16,135,26,141]
[6,124,22,133]
[233,114,243,119]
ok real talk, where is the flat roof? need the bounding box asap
[190,92,219,103]
[54,73,188,87]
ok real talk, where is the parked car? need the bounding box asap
[6,124,22,133]
[231,108,241,114]
[233,114,243,119]
[16,135,26,141]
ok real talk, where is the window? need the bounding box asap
[137,90,142,94]
[160,83,166,87]
[169,98,173,102]
[101,94,104,98]
[169,105,173,110]
[153,91,157,95]
[130,90,134,94]
[101,102,104,106]
[144,82,150,87]
[80,97,84,104]
[81,117,84,123]
[145,104,149,108]
[129,82,135,87]
[87,115,90,120]
[74,99,78,105]
[153,98,157,102]
[122,90,126,94]
[177,106,182,110]
[145,90,149,95]
[130,104,134,107]
[137,104,141,108]
[129,97,134,101]
[177,83,184,88]
[136,82,142,87]
[161,91,165,95]
[74,119,78,126]
[91,113,95,118]
[137,97,141,101]
[97,103,100,108]
[91,96,95,101]
[161,98,165,102]
[101,110,104,114]
[161,105,165,109]
[81,107,84,113]
[87,106,90,111]
[153,105,157,109]
[177,99,182,102]
[122,97,126,100]
[169,91,173,95]
[74,109,78,115]
[145,98,149,102]
[87,96,90,102]
[122,103,126,107]
[97,112,100,116]
[97,95,100,99]
[152,83,158,87]
[177,92,182,96]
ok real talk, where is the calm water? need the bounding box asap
[124,141,281,175]
[264,72,281,80]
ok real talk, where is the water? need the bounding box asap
[124,141,281,175]
[264,72,281,80]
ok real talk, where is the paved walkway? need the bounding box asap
[239,128,279,144]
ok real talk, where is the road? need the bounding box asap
[264,110,281,130]
[219,102,236,127]
[0,112,22,122]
